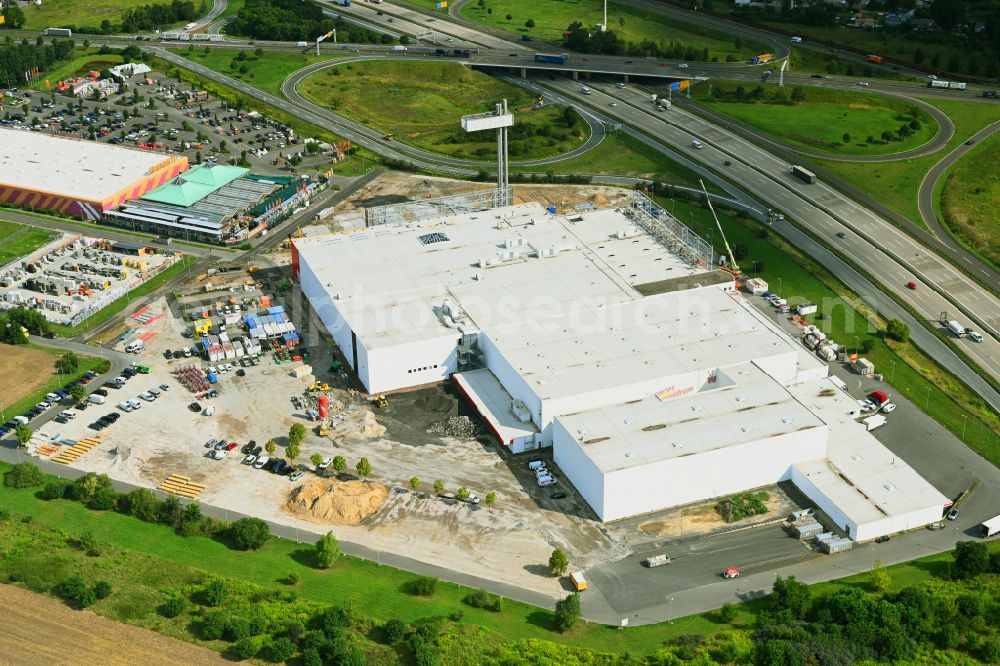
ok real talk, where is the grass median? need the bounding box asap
[939,130,1000,272]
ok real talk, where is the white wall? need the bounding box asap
[552,419,606,518]
[364,334,459,394]
[298,260,356,370]
[480,332,543,430]
[588,427,829,522]
[753,351,799,385]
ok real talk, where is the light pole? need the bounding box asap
[854,336,860,355]
[925,387,930,411]
[962,414,968,441]
[889,360,895,384]
[778,277,783,294]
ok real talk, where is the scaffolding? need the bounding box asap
[626,191,713,267]
[365,187,513,227]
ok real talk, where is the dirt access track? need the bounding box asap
[0,583,228,666]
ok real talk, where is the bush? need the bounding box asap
[87,485,118,510]
[93,581,112,599]
[159,595,187,618]
[56,575,96,608]
[321,603,357,631]
[229,517,270,550]
[202,578,230,607]
[382,619,406,643]
[554,593,581,632]
[267,637,296,662]
[715,492,769,523]
[225,616,253,641]
[464,589,503,612]
[4,462,45,488]
[301,648,322,666]
[886,318,909,343]
[405,576,439,596]
[201,610,229,640]
[233,636,261,660]
[40,479,67,500]
[124,488,161,522]
[548,548,569,576]
[315,531,340,568]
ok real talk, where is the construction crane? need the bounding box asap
[699,179,741,286]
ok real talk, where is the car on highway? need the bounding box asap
[907,281,917,290]
[969,331,983,342]
[856,81,869,86]
[836,231,847,239]
[609,101,617,106]
[615,82,625,89]
[965,139,974,145]
[691,140,704,149]
[678,63,689,68]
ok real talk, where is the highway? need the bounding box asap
[536,77,1000,395]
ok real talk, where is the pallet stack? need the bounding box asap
[51,432,106,465]
[156,475,206,500]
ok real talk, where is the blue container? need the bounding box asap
[207,373,218,384]
[546,206,557,214]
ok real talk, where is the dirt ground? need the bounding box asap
[312,172,633,235]
[0,584,228,666]
[0,345,57,409]
[634,489,796,539]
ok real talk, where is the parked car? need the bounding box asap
[243,454,257,465]
[947,508,959,521]
[211,449,228,460]
[874,535,890,543]
[205,438,218,449]
[127,399,141,410]
[289,470,304,482]
[272,459,288,474]
[118,402,133,412]
[318,456,333,469]
[139,392,155,402]
[159,384,170,391]
[881,402,896,413]
[224,442,238,451]
[241,442,256,454]
[214,440,227,450]
[189,402,202,412]
[253,456,269,469]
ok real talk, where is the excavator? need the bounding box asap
[700,179,741,289]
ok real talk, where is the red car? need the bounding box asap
[79,377,91,384]
[224,442,238,451]
[906,281,917,290]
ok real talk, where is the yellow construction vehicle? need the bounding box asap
[371,394,388,408]
[307,382,330,392]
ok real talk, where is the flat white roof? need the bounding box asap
[556,362,825,473]
[793,377,950,523]
[454,368,538,445]
[294,203,705,350]
[0,127,169,200]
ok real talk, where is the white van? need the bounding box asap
[969,331,983,343]
[790,36,802,43]
[580,86,591,95]
[126,341,145,353]
[13,415,29,425]
[58,410,77,420]
[691,140,704,149]
[88,394,107,405]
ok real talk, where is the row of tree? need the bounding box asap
[120,0,200,33]
[232,0,388,44]
[562,21,713,61]
[0,40,75,94]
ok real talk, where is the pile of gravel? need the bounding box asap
[428,416,476,438]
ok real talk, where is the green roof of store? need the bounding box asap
[140,162,249,207]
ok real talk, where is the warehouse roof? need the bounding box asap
[555,362,826,473]
[294,203,710,350]
[141,162,247,207]
[0,127,176,202]
[792,377,949,523]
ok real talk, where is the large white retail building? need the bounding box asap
[292,195,948,540]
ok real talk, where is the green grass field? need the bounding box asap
[298,60,589,160]
[21,52,127,94]
[694,82,937,156]
[663,195,999,463]
[19,0,185,31]
[3,344,108,419]
[520,131,704,187]
[170,47,344,96]
[815,98,1000,228]
[0,220,58,265]
[459,0,762,60]
[939,131,1000,270]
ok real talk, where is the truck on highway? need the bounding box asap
[866,54,884,64]
[750,53,773,65]
[330,0,351,5]
[929,80,968,90]
[980,515,1000,538]
[296,41,308,47]
[863,414,886,431]
[946,320,968,337]
[534,53,568,64]
[43,28,73,37]
[791,165,816,184]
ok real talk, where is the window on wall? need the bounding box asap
[407,364,440,374]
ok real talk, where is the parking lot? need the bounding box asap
[2,65,331,175]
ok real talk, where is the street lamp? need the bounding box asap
[889,360,895,384]
[854,336,860,355]
[925,387,931,411]
[962,414,968,441]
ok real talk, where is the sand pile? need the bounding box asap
[356,411,386,438]
[287,480,389,525]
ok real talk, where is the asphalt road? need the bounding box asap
[190,0,227,32]
[538,78,1000,384]
[917,120,1000,239]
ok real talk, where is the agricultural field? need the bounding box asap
[939,131,1000,270]
[0,344,108,420]
[0,220,58,265]
[693,82,937,156]
[815,98,1000,227]
[460,0,761,60]
[298,61,589,160]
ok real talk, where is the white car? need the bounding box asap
[208,365,219,374]
[859,399,876,413]
[318,456,333,469]
[46,392,61,402]
[139,392,155,402]
[211,449,228,460]
[615,82,625,89]
[881,402,896,413]
[253,456,269,469]
[118,401,133,412]
[203,405,215,416]
[127,399,141,410]
[678,63,689,68]
[968,331,983,343]
[35,401,51,411]
[609,101,617,106]
[927,74,937,80]
[464,494,480,505]
[243,454,257,465]
[223,363,233,372]
[58,410,77,420]
[538,476,557,487]
[856,81,869,87]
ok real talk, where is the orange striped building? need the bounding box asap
[0,128,188,220]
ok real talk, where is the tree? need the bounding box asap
[548,548,569,576]
[229,517,270,550]
[56,352,80,374]
[930,0,965,32]
[2,4,26,29]
[286,441,301,464]
[332,455,347,473]
[160,595,187,618]
[315,531,340,568]
[525,18,535,28]
[870,558,891,592]
[886,319,909,343]
[433,480,444,494]
[719,602,737,623]
[4,462,44,488]
[771,575,810,618]
[69,384,87,402]
[14,424,33,448]
[311,453,324,468]
[952,541,990,579]
[93,581,112,599]
[505,13,512,20]
[289,423,306,447]
[554,593,580,631]
[356,457,372,479]
[842,133,851,144]
[126,488,161,522]
[484,491,496,506]
[457,486,470,501]
[265,439,277,456]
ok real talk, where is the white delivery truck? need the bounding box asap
[88,394,106,405]
[645,554,671,567]
[947,320,966,337]
[979,515,1000,538]
[863,414,886,431]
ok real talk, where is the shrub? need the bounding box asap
[40,480,67,499]
[405,576,439,596]
[125,488,161,521]
[87,485,118,510]
[233,636,261,660]
[464,589,503,612]
[886,318,909,343]
[229,517,270,550]
[715,492,769,522]
[159,595,187,618]
[267,637,296,662]
[201,610,229,640]
[548,548,569,576]
[225,616,253,641]
[554,593,581,632]
[4,462,45,488]
[315,531,340,568]
[202,579,230,607]
[321,603,357,631]
[93,581,112,599]
[56,575,96,608]
[382,619,406,643]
